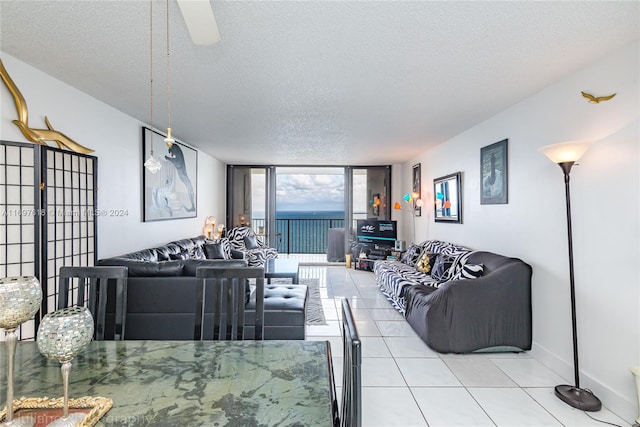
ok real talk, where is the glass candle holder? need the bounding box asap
[37,306,94,427]
[0,276,42,427]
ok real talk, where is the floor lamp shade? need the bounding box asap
[539,140,593,164]
[539,140,601,412]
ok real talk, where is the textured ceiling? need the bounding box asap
[1,1,638,165]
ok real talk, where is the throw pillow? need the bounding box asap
[451,263,484,281]
[244,235,260,250]
[402,244,423,267]
[416,252,438,274]
[189,245,206,260]
[431,254,455,282]
[155,251,171,262]
[169,250,190,261]
[206,238,232,259]
[203,242,227,260]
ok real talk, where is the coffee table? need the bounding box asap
[265,259,300,284]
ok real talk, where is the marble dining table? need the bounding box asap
[1,340,335,426]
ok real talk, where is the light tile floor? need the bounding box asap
[302,265,629,427]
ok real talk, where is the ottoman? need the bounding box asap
[245,284,308,340]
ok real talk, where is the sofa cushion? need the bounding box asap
[373,259,440,312]
[146,246,171,261]
[183,259,249,276]
[100,258,185,277]
[203,242,228,259]
[169,250,190,261]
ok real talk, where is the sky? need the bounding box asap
[251,168,367,216]
[277,174,344,211]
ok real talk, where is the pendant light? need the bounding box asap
[164,0,175,148]
[144,0,161,174]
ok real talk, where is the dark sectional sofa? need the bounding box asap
[99,236,307,340]
[374,240,532,353]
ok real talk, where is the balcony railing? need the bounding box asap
[251,218,346,254]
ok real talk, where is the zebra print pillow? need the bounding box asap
[451,263,484,281]
[401,244,423,267]
[189,245,206,260]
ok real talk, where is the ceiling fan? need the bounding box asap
[176,0,221,45]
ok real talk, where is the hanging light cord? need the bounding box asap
[166,0,171,133]
[149,0,154,155]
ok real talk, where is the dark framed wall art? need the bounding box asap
[480,139,508,205]
[412,163,422,216]
[434,172,462,223]
[142,127,198,221]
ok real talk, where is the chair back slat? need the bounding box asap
[341,298,362,427]
[57,266,128,341]
[195,267,265,341]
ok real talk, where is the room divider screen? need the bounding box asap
[0,141,97,340]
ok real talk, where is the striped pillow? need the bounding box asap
[451,263,484,281]
[402,244,423,267]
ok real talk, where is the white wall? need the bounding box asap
[0,53,227,259]
[400,41,639,422]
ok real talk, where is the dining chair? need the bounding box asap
[194,266,265,340]
[341,298,362,427]
[57,266,128,341]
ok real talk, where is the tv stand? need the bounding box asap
[367,247,392,260]
[354,258,376,271]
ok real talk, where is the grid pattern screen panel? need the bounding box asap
[43,148,97,314]
[0,142,39,340]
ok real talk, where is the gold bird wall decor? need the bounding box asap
[0,58,94,154]
[581,91,616,104]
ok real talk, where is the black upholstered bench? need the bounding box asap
[246,284,308,340]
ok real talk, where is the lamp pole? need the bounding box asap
[540,141,601,412]
[553,161,601,411]
[560,161,580,387]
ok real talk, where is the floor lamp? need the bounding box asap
[394,192,423,243]
[539,140,601,412]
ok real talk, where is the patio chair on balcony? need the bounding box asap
[227,226,278,267]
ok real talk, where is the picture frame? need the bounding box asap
[0,396,113,426]
[434,172,462,223]
[480,139,508,205]
[142,127,198,221]
[412,163,421,216]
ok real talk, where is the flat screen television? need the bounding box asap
[356,219,397,247]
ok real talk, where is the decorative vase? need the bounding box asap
[0,276,42,427]
[631,366,640,427]
[37,306,94,427]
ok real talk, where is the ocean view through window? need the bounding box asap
[232,166,390,256]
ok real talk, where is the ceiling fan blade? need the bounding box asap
[176,0,221,45]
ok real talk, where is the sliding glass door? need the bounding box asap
[227,165,391,256]
[345,166,391,253]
